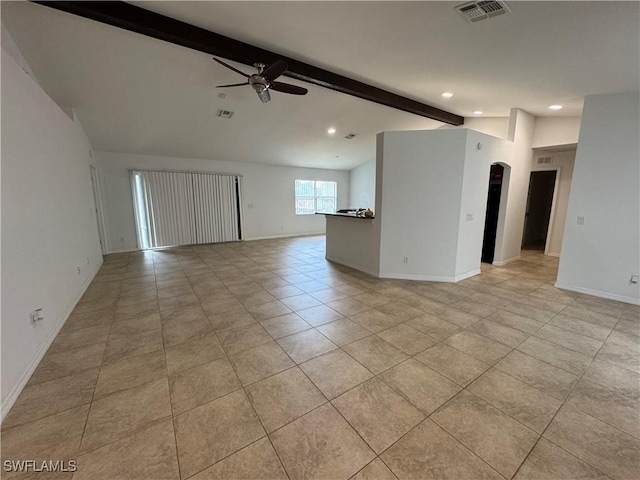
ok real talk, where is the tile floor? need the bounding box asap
[2,236,639,479]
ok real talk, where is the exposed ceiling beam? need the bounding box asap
[32,1,464,125]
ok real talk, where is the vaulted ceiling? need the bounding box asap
[2,1,638,170]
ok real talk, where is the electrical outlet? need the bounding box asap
[577,216,586,225]
[30,309,44,325]
[86,257,90,265]
[631,274,639,284]
[77,266,81,275]
[403,256,409,264]
[466,213,474,221]
[247,203,254,209]
[120,237,125,243]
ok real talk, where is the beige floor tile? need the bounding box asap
[174,390,265,478]
[567,361,640,438]
[349,309,403,333]
[170,358,242,414]
[616,318,640,337]
[74,420,179,480]
[596,331,640,373]
[115,299,159,321]
[381,419,503,480]
[375,302,423,322]
[1,405,89,480]
[414,343,490,386]
[270,403,375,479]
[266,284,305,299]
[326,298,371,316]
[261,312,312,339]
[62,308,115,333]
[200,294,245,316]
[236,290,278,308]
[513,438,609,480]
[351,458,397,480]
[218,323,273,355]
[378,359,460,415]
[431,391,538,478]
[376,324,437,355]
[300,350,373,399]
[296,304,344,326]
[449,299,500,318]
[308,286,349,303]
[159,292,200,312]
[207,308,257,332]
[332,378,424,454]
[164,333,225,375]
[190,437,288,480]
[161,305,213,347]
[246,367,326,432]
[2,368,98,430]
[516,336,592,376]
[316,318,372,346]
[429,307,481,328]
[228,341,295,386]
[467,319,529,348]
[495,350,579,400]
[28,343,105,385]
[343,336,408,375]
[277,328,337,363]
[445,331,511,365]
[49,325,111,353]
[247,300,293,320]
[467,369,562,433]
[280,293,322,311]
[503,302,557,323]
[488,309,544,334]
[534,324,603,357]
[81,378,172,452]
[543,405,640,480]
[353,292,392,308]
[562,304,620,328]
[550,312,612,341]
[94,350,167,399]
[406,313,460,340]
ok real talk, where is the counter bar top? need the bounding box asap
[317,212,375,219]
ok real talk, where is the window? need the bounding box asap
[295,180,337,215]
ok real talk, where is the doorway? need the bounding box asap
[522,170,557,250]
[90,165,107,255]
[481,164,504,263]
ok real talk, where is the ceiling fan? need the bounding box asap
[213,57,308,103]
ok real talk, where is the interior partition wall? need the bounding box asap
[131,169,242,249]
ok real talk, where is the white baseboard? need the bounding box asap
[546,252,561,258]
[554,281,640,306]
[493,255,521,266]
[454,269,482,282]
[325,254,379,277]
[380,272,457,283]
[0,260,103,423]
[106,247,140,254]
[244,231,325,241]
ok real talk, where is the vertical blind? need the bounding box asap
[132,170,242,248]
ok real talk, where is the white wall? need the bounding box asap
[532,117,581,149]
[97,152,350,251]
[531,149,576,256]
[557,93,640,304]
[1,50,103,419]
[493,108,536,265]
[462,117,510,140]
[349,159,376,210]
[456,130,513,278]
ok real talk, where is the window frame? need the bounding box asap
[294,179,337,215]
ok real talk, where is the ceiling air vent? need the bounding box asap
[455,1,511,23]
[216,109,234,119]
[344,133,359,140]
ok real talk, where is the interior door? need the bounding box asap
[522,170,557,250]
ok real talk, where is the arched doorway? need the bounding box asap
[482,164,504,263]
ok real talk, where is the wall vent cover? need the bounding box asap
[216,109,234,119]
[344,133,359,139]
[537,156,553,165]
[455,1,511,23]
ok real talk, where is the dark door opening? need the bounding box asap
[522,170,557,250]
[482,164,504,263]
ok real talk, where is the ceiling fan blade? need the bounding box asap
[212,57,250,77]
[261,59,288,81]
[216,82,249,88]
[271,81,308,95]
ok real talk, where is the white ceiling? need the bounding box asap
[2,1,638,170]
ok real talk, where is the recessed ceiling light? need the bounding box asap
[441,92,454,98]
[327,128,336,135]
[549,105,563,110]
[473,111,483,115]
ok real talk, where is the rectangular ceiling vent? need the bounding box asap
[216,109,234,119]
[537,156,553,165]
[344,133,359,140]
[455,1,511,23]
